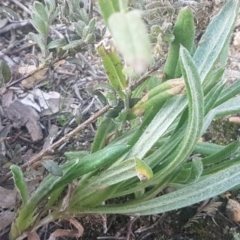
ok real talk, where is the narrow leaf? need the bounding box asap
[98,0,120,23]
[164,7,195,79]
[186,158,203,183]
[33,2,48,23]
[194,142,224,156]
[127,95,186,159]
[42,159,63,176]
[91,118,119,153]
[10,165,29,205]
[194,0,239,81]
[135,158,153,181]
[44,0,56,14]
[13,144,129,233]
[28,32,47,56]
[215,80,240,107]
[0,60,11,83]
[74,21,86,38]
[202,140,240,166]
[82,163,240,215]
[62,39,84,50]
[203,68,224,94]
[97,44,127,99]
[31,12,48,36]
[204,80,225,115]
[48,38,67,49]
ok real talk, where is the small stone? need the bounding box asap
[233,32,240,49]
[229,117,240,124]
[225,199,240,222]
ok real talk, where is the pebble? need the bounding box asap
[229,117,240,124]
[225,198,240,222]
[233,31,240,49]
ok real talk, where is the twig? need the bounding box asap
[10,0,32,15]
[0,51,15,67]
[4,58,61,88]
[76,52,97,74]
[4,64,45,89]
[0,20,31,34]
[97,237,126,240]
[7,29,16,51]
[0,105,110,183]
[126,217,138,240]
[130,59,165,91]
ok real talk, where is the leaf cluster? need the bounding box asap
[9,0,240,239]
[29,0,98,63]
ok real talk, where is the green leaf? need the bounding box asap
[194,0,239,82]
[46,185,65,206]
[0,60,11,83]
[44,0,56,14]
[10,165,29,206]
[127,95,186,159]
[82,26,90,39]
[171,167,191,184]
[118,47,204,195]
[31,11,48,36]
[108,10,151,74]
[194,142,224,156]
[84,33,96,44]
[97,44,127,99]
[28,32,48,57]
[69,158,140,207]
[70,156,152,208]
[145,124,184,168]
[42,159,63,176]
[91,118,119,153]
[135,158,153,181]
[202,140,240,166]
[164,7,195,79]
[81,19,96,42]
[203,96,240,136]
[202,156,240,176]
[203,68,224,95]
[47,38,67,49]
[88,18,96,33]
[79,8,89,24]
[185,158,203,183]
[62,39,84,50]
[215,79,240,107]
[98,0,120,23]
[177,45,204,153]
[82,163,240,215]
[33,1,48,23]
[73,185,117,208]
[204,80,225,115]
[130,79,183,120]
[13,144,129,234]
[127,45,204,197]
[74,20,86,38]
[93,83,118,106]
[64,150,88,161]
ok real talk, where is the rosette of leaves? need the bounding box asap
[29,0,57,60]
[29,0,97,62]
[9,1,240,239]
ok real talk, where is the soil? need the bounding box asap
[1,0,240,240]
